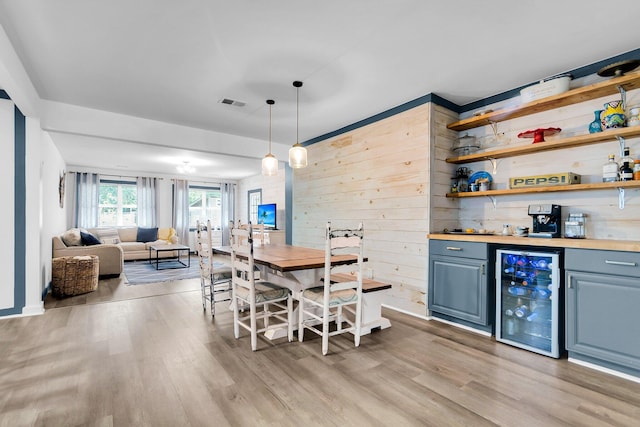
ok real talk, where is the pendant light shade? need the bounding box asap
[288,80,308,169]
[262,99,279,176]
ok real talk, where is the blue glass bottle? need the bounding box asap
[589,109,603,133]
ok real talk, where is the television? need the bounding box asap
[257,203,277,230]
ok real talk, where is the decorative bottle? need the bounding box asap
[588,109,603,133]
[602,100,626,129]
[619,147,633,174]
[602,154,618,182]
[621,161,634,181]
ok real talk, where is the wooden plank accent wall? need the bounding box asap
[292,104,433,316]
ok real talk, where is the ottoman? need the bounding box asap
[52,255,99,297]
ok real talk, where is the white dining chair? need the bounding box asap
[230,222,293,351]
[196,220,232,317]
[298,221,364,355]
[232,220,268,246]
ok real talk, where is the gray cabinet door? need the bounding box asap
[429,255,487,325]
[566,271,640,369]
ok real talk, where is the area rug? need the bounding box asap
[123,257,200,285]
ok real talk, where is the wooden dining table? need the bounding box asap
[213,243,390,338]
[214,243,359,272]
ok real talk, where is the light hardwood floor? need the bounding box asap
[2,275,640,426]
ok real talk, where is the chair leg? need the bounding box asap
[201,279,206,311]
[355,299,362,347]
[287,294,293,342]
[233,297,240,339]
[298,297,305,342]
[210,285,216,317]
[322,305,330,356]
[250,302,257,351]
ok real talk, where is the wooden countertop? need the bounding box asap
[428,234,640,252]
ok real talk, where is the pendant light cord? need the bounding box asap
[266,99,275,155]
[293,80,303,146]
[269,102,272,154]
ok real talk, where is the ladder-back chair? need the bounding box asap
[298,221,364,355]
[196,220,232,317]
[230,222,292,351]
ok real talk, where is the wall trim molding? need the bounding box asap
[0,96,26,317]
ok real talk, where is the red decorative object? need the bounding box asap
[517,127,561,143]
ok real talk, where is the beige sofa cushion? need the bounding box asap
[96,228,121,244]
[117,227,138,242]
[62,228,82,246]
[120,241,147,252]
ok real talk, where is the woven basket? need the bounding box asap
[52,255,99,297]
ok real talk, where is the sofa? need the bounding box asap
[52,226,180,276]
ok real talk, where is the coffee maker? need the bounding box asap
[528,204,561,238]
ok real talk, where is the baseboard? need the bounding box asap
[429,316,493,337]
[0,302,45,319]
[22,303,45,317]
[568,357,640,384]
[381,304,429,321]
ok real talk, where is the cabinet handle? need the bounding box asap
[567,274,572,289]
[480,264,485,275]
[604,260,637,267]
[445,246,462,251]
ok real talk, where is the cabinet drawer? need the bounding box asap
[566,248,640,278]
[429,240,487,259]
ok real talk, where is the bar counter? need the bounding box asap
[428,233,640,253]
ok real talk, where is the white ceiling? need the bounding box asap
[1,1,640,179]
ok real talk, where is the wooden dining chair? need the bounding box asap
[230,222,293,351]
[232,220,268,246]
[196,220,232,317]
[298,221,364,355]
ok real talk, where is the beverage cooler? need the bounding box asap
[496,249,562,358]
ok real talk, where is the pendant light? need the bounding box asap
[288,80,308,168]
[262,99,278,176]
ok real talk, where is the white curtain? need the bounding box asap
[172,179,190,246]
[137,176,157,227]
[74,172,100,228]
[221,182,236,245]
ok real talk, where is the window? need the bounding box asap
[248,188,262,224]
[99,180,137,226]
[189,186,222,230]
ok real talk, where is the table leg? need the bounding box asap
[360,290,392,335]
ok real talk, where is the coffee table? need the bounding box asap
[148,244,191,270]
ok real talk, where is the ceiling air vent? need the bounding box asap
[218,98,246,107]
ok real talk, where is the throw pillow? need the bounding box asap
[97,228,121,244]
[61,228,82,246]
[80,231,101,246]
[137,227,158,243]
[157,227,176,242]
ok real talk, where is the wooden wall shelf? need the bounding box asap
[446,127,640,164]
[446,180,640,198]
[447,72,640,132]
